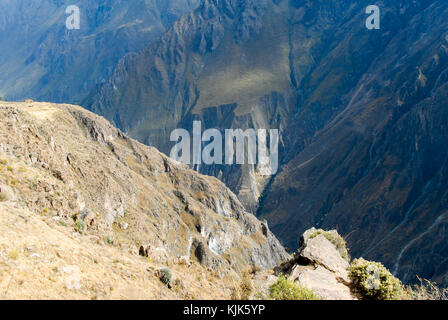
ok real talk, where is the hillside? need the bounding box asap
[0,100,288,299]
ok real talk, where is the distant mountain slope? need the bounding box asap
[0,0,199,103]
[85,0,448,286]
[260,0,448,286]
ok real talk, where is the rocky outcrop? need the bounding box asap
[277,228,355,300]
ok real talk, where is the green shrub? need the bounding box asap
[74,219,86,234]
[310,229,350,262]
[266,276,320,300]
[349,258,404,300]
[159,268,172,287]
[104,236,114,245]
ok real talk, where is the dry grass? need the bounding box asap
[405,278,448,300]
[0,202,231,299]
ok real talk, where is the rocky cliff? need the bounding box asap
[0,100,288,298]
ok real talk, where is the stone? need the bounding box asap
[299,228,350,282]
[139,244,151,257]
[119,222,129,230]
[290,265,354,300]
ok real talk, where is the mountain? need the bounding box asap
[0,0,200,103]
[258,0,448,286]
[85,0,448,287]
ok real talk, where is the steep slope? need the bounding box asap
[0,202,232,299]
[0,0,199,103]
[85,0,448,286]
[258,1,448,286]
[0,100,288,288]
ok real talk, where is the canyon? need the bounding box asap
[85,0,448,287]
[0,0,447,288]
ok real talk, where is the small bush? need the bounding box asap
[104,236,114,245]
[266,276,320,300]
[310,229,350,262]
[74,219,86,234]
[159,268,172,287]
[349,258,404,300]
[232,271,254,300]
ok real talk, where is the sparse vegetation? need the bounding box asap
[159,268,172,287]
[309,229,350,262]
[231,271,255,300]
[405,277,448,300]
[265,276,321,300]
[74,219,86,234]
[173,278,186,293]
[58,220,68,227]
[104,236,114,245]
[349,258,404,300]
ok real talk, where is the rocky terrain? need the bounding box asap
[271,228,355,300]
[0,100,289,299]
[84,0,448,287]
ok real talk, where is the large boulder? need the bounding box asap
[298,228,350,283]
[279,228,356,300]
[290,265,353,300]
